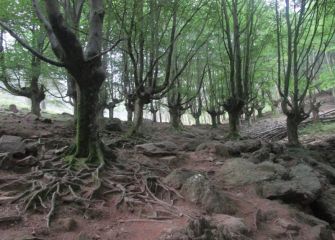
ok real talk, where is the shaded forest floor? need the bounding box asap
[1,105,335,239]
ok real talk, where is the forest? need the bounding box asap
[1,0,335,239]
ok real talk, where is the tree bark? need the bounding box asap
[209,113,217,128]
[31,95,42,116]
[286,115,300,146]
[194,115,200,126]
[129,98,144,135]
[74,86,101,159]
[228,111,240,137]
[109,106,114,119]
[169,107,182,129]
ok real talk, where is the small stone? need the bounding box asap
[277,218,300,232]
[8,104,19,113]
[58,217,77,231]
[77,232,91,240]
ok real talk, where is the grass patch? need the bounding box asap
[299,121,335,135]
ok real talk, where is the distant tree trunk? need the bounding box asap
[194,115,200,126]
[152,110,158,123]
[208,112,217,128]
[109,106,114,119]
[127,110,133,122]
[129,98,144,135]
[169,106,182,129]
[217,114,221,125]
[257,108,263,118]
[31,95,42,116]
[286,115,300,146]
[228,111,240,137]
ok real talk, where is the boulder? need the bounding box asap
[310,225,334,240]
[217,158,286,187]
[223,139,262,156]
[135,141,178,156]
[313,187,335,224]
[105,118,122,132]
[181,174,236,214]
[248,145,271,163]
[261,164,321,204]
[0,135,26,157]
[196,141,230,157]
[8,104,18,113]
[24,113,39,121]
[164,168,197,189]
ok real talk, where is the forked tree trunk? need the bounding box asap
[286,116,300,146]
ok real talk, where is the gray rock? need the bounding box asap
[217,158,286,187]
[313,187,335,224]
[135,141,178,156]
[223,139,262,156]
[8,104,18,113]
[293,211,329,227]
[0,135,26,157]
[164,168,197,189]
[105,118,122,131]
[261,164,321,204]
[196,141,230,157]
[248,146,271,163]
[181,174,236,214]
[310,225,334,240]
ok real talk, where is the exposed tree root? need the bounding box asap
[0,151,189,228]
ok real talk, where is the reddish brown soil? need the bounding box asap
[0,110,334,240]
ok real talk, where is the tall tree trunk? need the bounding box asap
[228,111,240,137]
[257,108,263,118]
[217,114,221,125]
[287,116,299,146]
[152,110,157,123]
[209,113,217,128]
[129,98,144,135]
[31,95,42,116]
[194,115,200,126]
[169,107,182,129]
[74,86,101,160]
[127,110,133,122]
[109,106,114,119]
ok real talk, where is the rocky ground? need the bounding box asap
[0,108,335,240]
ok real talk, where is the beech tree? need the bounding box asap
[275,0,335,145]
[0,0,113,164]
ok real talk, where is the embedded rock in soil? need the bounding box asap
[310,225,334,240]
[8,104,19,113]
[163,168,198,189]
[247,145,271,163]
[181,174,236,214]
[223,139,262,156]
[135,141,178,156]
[196,141,231,157]
[217,158,285,187]
[159,216,249,240]
[313,187,335,225]
[56,217,78,231]
[261,164,321,204]
[105,118,122,132]
[0,135,26,157]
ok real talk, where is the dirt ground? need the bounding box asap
[0,105,335,240]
